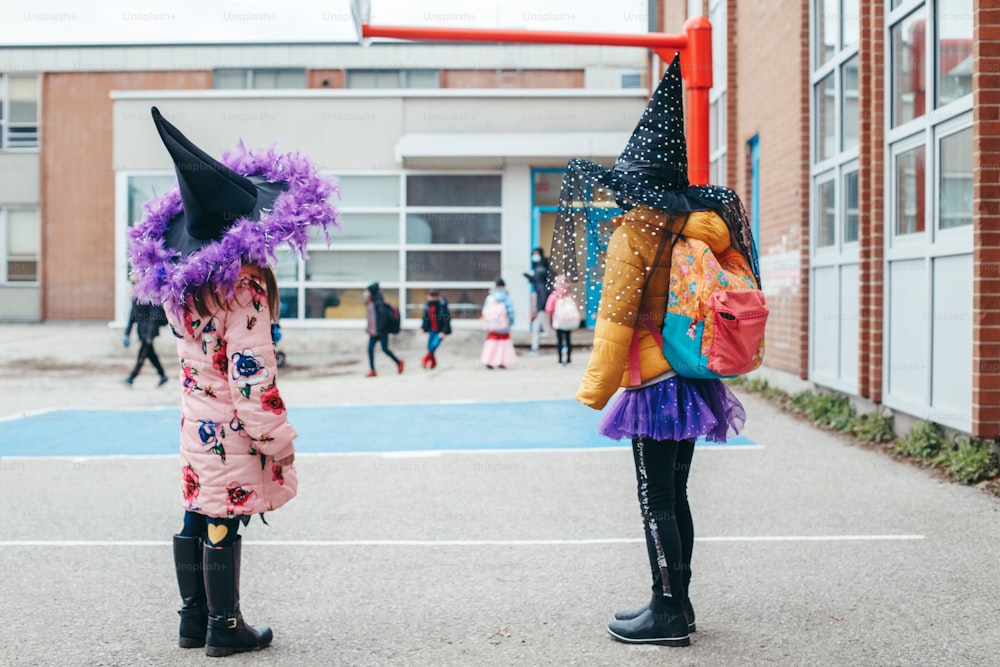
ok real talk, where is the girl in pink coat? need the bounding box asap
[128,108,339,657]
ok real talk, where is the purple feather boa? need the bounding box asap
[127,141,340,310]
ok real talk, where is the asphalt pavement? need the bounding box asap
[0,322,998,667]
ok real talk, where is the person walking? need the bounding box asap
[365,282,403,377]
[544,274,581,365]
[523,247,551,355]
[123,294,169,386]
[127,107,339,656]
[420,289,451,369]
[480,278,516,369]
[555,55,760,647]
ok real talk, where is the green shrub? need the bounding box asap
[850,409,896,443]
[789,390,815,415]
[806,393,855,431]
[939,436,1000,485]
[893,421,943,462]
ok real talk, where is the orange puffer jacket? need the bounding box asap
[576,206,731,410]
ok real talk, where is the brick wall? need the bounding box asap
[307,70,345,88]
[858,0,885,403]
[973,1,1000,438]
[732,0,810,378]
[40,71,211,320]
[439,70,584,88]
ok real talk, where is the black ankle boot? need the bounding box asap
[607,594,690,646]
[173,535,207,648]
[614,593,696,632]
[203,535,273,657]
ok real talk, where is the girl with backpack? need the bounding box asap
[554,55,761,647]
[544,274,581,365]
[365,281,404,377]
[480,278,516,369]
[127,108,339,656]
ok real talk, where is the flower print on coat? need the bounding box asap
[226,482,257,515]
[197,419,226,462]
[231,348,269,398]
[183,310,201,336]
[212,343,229,376]
[260,383,285,415]
[243,277,267,313]
[182,464,201,507]
[181,360,216,397]
[201,317,219,354]
[272,464,285,486]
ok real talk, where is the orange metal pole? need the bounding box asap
[682,16,713,186]
[361,24,689,51]
[361,20,714,185]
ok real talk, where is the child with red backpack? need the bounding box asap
[554,55,764,648]
[544,274,582,365]
[480,278,516,369]
[420,289,452,369]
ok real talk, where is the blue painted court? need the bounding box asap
[0,399,756,457]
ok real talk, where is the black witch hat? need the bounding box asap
[128,108,340,310]
[153,107,289,256]
[549,53,759,290]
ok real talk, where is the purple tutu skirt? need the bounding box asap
[598,376,746,443]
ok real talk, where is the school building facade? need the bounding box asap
[1,0,997,437]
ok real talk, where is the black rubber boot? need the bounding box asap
[607,594,691,647]
[203,535,273,657]
[173,535,207,648]
[613,593,696,632]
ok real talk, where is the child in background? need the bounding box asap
[421,289,452,369]
[545,274,582,365]
[480,278,516,369]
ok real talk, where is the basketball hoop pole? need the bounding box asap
[360,16,713,185]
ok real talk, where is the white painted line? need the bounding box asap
[0,445,763,461]
[0,408,55,423]
[0,535,925,548]
[697,535,926,542]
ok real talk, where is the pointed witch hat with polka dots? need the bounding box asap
[549,53,759,295]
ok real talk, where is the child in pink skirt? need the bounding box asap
[480,278,516,368]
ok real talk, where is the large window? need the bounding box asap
[278,172,500,323]
[1,74,39,150]
[708,0,727,185]
[884,0,973,430]
[1,207,40,283]
[809,0,861,392]
[345,70,440,89]
[213,69,306,89]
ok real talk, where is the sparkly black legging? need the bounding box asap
[631,436,695,601]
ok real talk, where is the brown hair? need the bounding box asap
[189,263,280,321]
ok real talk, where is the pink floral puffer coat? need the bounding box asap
[166,268,297,519]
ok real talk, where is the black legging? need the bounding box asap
[129,340,165,380]
[556,330,572,362]
[368,334,400,370]
[632,436,695,601]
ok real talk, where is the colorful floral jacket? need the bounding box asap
[576,207,731,410]
[167,267,297,518]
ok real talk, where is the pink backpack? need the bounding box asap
[630,232,768,383]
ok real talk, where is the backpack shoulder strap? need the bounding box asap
[627,214,689,386]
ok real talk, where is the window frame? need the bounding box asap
[0,73,40,151]
[0,206,41,286]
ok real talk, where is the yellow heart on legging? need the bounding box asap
[207,524,229,545]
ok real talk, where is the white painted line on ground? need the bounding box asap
[0,408,55,423]
[0,445,763,461]
[0,535,925,548]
